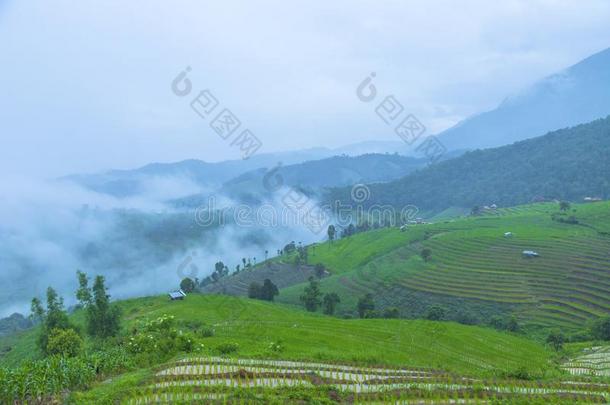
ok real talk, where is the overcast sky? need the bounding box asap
[1,0,610,177]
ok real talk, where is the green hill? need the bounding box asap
[327,116,610,214]
[271,201,610,334]
[172,153,429,207]
[1,294,578,404]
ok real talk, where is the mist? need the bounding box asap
[0,173,323,317]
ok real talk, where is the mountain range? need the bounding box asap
[64,140,413,198]
[328,116,610,213]
[437,47,610,151]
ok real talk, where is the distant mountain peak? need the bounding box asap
[438,46,610,151]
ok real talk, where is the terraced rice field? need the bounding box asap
[277,202,610,330]
[126,357,610,404]
[563,346,610,377]
[400,205,610,328]
[201,262,321,296]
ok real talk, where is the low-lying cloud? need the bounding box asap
[0,174,323,317]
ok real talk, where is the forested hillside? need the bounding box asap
[328,117,610,212]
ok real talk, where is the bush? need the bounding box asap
[217,342,239,355]
[363,309,381,319]
[420,248,432,262]
[126,314,196,357]
[455,311,480,325]
[383,307,400,319]
[590,316,610,341]
[489,315,520,332]
[198,326,215,338]
[267,340,284,353]
[46,328,83,358]
[546,330,565,351]
[425,305,446,321]
[314,263,326,278]
[180,277,196,293]
[357,294,375,318]
[502,366,536,381]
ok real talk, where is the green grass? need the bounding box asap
[1,294,556,379]
[277,201,610,332]
[306,227,428,275]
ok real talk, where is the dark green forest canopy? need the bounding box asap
[327,116,610,213]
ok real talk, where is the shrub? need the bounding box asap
[322,292,341,315]
[420,248,432,262]
[383,307,400,319]
[314,263,326,278]
[248,282,262,299]
[506,316,520,332]
[590,316,610,340]
[180,277,196,293]
[546,330,565,351]
[267,340,284,353]
[46,328,83,358]
[357,294,375,318]
[300,277,322,312]
[502,366,535,381]
[455,311,480,325]
[198,326,215,338]
[217,342,239,355]
[126,314,196,357]
[425,305,446,321]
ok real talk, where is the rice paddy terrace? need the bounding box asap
[278,201,610,331]
[563,345,610,377]
[125,356,609,404]
[62,296,606,404]
[4,295,584,403]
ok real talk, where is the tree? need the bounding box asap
[591,316,610,340]
[383,307,400,319]
[283,242,296,254]
[295,246,308,265]
[76,273,121,339]
[215,261,228,277]
[46,328,83,357]
[342,224,356,238]
[421,248,432,262]
[300,277,322,312]
[314,263,326,278]
[180,277,196,293]
[546,330,565,351]
[76,270,92,307]
[357,294,375,318]
[471,205,481,216]
[31,287,75,354]
[322,293,341,315]
[248,282,262,299]
[559,201,571,211]
[425,305,446,321]
[506,316,520,332]
[260,279,279,301]
[327,225,336,243]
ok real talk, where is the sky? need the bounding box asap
[1,0,610,177]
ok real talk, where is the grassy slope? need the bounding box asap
[1,295,555,379]
[278,201,610,331]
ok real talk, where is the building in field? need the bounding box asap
[522,250,540,258]
[168,290,187,300]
